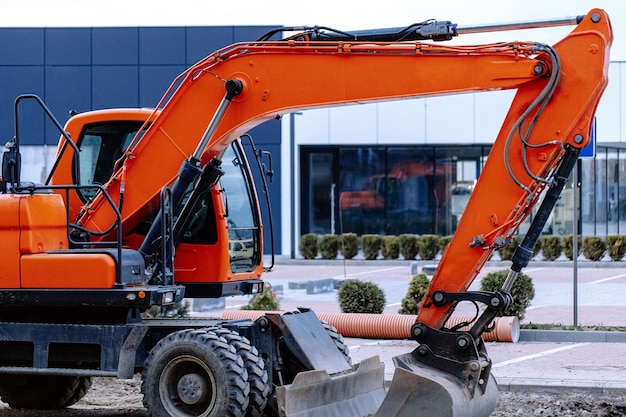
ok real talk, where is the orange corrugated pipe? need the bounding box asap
[220,310,519,343]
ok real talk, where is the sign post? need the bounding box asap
[573,119,596,325]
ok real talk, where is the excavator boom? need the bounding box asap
[43,9,612,417]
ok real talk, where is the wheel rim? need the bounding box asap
[159,354,217,416]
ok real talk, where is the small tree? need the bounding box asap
[438,235,453,255]
[480,269,535,321]
[361,234,383,260]
[382,235,400,259]
[337,280,386,314]
[583,236,606,261]
[398,273,430,315]
[418,234,440,260]
[340,233,359,259]
[319,234,340,260]
[241,283,280,311]
[299,233,319,259]
[562,235,582,260]
[143,300,190,319]
[398,234,419,260]
[540,235,562,261]
[605,235,626,261]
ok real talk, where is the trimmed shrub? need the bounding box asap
[398,273,431,315]
[319,234,340,260]
[479,269,535,321]
[540,235,562,261]
[143,300,190,319]
[532,238,542,258]
[418,234,440,260]
[241,283,280,311]
[498,236,520,261]
[583,236,606,261]
[382,235,400,259]
[562,235,582,261]
[299,233,319,259]
[439,235,453,255]
[337,280,386,314]
[398,234,419,260]
[361,234,383,260]
[606,235,626,261]
[340,233,359,259]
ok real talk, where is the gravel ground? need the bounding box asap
[1,377,626,416]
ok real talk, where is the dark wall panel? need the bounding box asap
[0,28,44,65]
[93,27,138,65]
[45,28,91,65]
[92,66,139,109]
[139,27,186,65]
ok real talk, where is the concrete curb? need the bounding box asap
[519,329,626,343]
[496,378,626,395]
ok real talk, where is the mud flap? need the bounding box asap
[373,352,499,417]
[276,356,387,417]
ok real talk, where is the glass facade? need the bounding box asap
[301,145,491,237]
[301,144,626,239]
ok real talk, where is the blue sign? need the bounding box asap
[579,118,596,159]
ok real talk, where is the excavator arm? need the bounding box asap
[56,9,611,417]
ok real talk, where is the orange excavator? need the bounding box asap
[0,9,611,417]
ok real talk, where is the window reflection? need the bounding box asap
[220,144,260,273]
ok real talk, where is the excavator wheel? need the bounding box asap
[141,328,250,417]
[0,374,92,409]
[208,326,271,417]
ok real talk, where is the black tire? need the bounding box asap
[321,321,352,365]
[0,375,92,409]
[141,329,250,417]
[210,327,271,417]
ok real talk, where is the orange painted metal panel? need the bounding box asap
[0,195,22,288]
[21,252,116,289]
[19,193,68,253]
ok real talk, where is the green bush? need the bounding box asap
[241,283,280,311]
[337,280,386,314]
[532,238,542,258]
[583,236,606,261]
[398,273,431,315]
[382,235,400,259]
[398,234,419,260]
[299,233,319,259]
[479,269,535,321]
[540,235,562,261]
[606,235,626,261]
[319,234,339,260]
[562,235,582,260]
[498,236,520,261]
[143,300,190,319]
[438,235,453,255]
[340,233,359,259]
[418,234,440,260]
[361,234,383,260]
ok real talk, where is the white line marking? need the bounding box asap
[333,266,405,280]
[492,343,588,368]
[590,273,626,284]
[523,268,544,273]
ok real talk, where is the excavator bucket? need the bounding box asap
[275,352,498,417]
[373,352,499,417]
[276,356,387,417]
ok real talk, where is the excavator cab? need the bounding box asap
[49,109,266,297]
